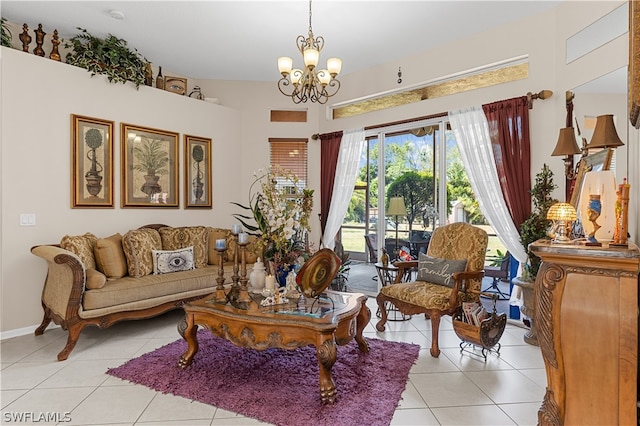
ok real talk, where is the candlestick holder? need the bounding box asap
[237,241,252,304]
[611,179,630,247]
[212,247,228,304]
[226,232,251,309]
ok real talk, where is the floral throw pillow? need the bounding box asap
[152,247,195,274]
[159,226,208,269]
[417,252,467,288]
[60,232,98,269]
[122,228,162,278]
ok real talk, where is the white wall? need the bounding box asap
[1,0,634,335]
[1,48,242,333]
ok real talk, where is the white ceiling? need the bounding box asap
[2,1,566,82]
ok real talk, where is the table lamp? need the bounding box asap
[546,203,577,244]
[386,197,407,259]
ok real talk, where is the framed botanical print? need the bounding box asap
[71,114,114,208]
[121,123,179,208]
[184,134,212,208]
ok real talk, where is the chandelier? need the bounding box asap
[277,0,342,104]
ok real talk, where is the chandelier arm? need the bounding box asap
[278,78,295,97]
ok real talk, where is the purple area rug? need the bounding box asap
[107,331,419,426]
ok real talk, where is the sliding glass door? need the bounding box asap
[341,117,504,263]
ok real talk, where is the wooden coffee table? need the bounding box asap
[177,290,371,404]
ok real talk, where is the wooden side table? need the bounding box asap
[530,240,640,426]
[375,262,411,321]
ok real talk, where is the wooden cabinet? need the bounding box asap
[530,240,640,426]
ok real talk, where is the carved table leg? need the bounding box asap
[355,299,370,353]
[178,314,198,368]
[375,293,389,332]
[316,337,337,404]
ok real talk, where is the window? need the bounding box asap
[268,138,308,189]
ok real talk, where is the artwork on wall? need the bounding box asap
[165,76,187,95]
[121,123,179,208]
[71,114,114,208]
[184,134,212,208]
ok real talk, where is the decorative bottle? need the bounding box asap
[156,66,164,90]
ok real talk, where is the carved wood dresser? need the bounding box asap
[530,240,640,426]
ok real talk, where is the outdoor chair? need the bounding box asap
[482,252,510,300]
[376,222,488,357]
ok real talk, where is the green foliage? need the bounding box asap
[387,171,434,231]
[1,18,11,47]
[447,162,484,224]
[520,164,558,279]
[64,27,148,88]
[132,139,169,175]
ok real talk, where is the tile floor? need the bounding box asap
[1,297,545,425]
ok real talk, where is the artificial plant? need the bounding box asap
[1,18,12,47]
[64,27,148,88]
[519,163,558,280]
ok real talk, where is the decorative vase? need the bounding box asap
[85,174,103,197]
[275,264,294,288]
[249,258,266,293]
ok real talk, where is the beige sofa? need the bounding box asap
[31,224,261,361]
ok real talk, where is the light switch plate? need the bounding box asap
[20,213,36,226]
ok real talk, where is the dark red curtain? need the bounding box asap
[482,97,531,230]
[319,131,343,234]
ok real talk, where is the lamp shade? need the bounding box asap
[277,57,293,75]
[387,197,407,216]
[578,170,617,242]
[547,203,577,221]
[586,115,624,149]
[551,128,581,156]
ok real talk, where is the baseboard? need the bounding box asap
[0,323,60,341]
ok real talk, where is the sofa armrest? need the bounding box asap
[31,245,86,325]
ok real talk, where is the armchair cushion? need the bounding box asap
[417,253,467,288]
[381,281,457,310]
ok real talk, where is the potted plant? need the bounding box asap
[513,163,557,345]
[519,163,558,280]
[1,18,12,47]
[64,27,148,88]
[133,138,169,197]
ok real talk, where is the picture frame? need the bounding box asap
[629,0,640,128]
[184,134,212,208]
[569,148,613,208]
[164,76,187,95]
[71,114,115,208]
[121,123,179,208]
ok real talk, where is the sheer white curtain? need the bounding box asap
[448,107,528,265]
[321,128,365,250]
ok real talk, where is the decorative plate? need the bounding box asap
[296,248,340,298]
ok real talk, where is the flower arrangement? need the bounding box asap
[233,166,314,283]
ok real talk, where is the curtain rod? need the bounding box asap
[526,89,553,109]
[312,92,550,140]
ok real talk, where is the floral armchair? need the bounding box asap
[376,222,488,357]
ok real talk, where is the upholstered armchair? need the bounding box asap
[376,222,488,357]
